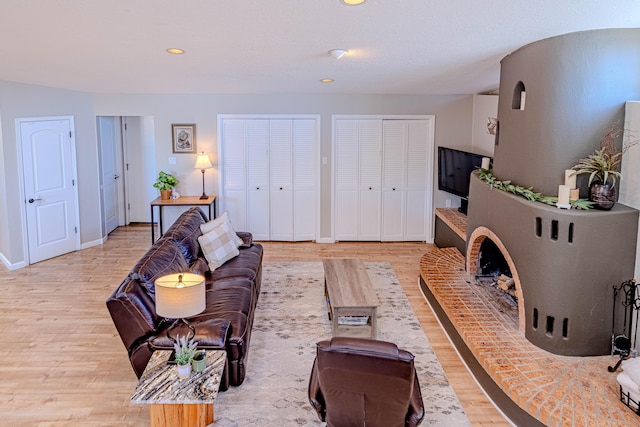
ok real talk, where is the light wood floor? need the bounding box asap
[0,225,509,426]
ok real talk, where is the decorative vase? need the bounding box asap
[192,352,207,373]
[176,362,191,379]
[160,189,172,200]
[589,182,616,210]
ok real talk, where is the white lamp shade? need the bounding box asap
[194,152,213,170]
[155,273,206,319]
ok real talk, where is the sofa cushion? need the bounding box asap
[129,239,190,296]
[163,207,207,264]
[198,219,240,270]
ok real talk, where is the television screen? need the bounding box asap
[438,147,488,199]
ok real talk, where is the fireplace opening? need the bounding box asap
[476,238,518,307]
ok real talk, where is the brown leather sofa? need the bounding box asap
[308,337,425,427]
[106,207,263,388]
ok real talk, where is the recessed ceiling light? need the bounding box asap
[166,48,185,55]
[342,0,366,5]
[320,78,335,83]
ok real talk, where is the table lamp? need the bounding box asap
[194,152,213,200]
[155,273,206,345]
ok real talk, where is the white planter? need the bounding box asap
[176,362,191,379]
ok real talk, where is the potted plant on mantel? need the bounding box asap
[153,171,179,200]
[173,333,198,379]
[571,121,637,210]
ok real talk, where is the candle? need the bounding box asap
[570,188,580,201]
[564,169,577,189]
[481,157,491,170]
[558,185,571,205]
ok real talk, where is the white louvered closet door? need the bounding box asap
[269,120,293,241]
[221,119,248,230]
[246,120,270,240]
[293,119,317,240]
[404,120,430,240]
[332,116,433,242]
[220,115,319,242]
[381,120,430,241]
[334,120,360,240]
[358,120,383,240]
[382,121,406,241]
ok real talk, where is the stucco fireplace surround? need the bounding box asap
[465,28,640,356]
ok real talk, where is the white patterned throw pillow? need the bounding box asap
[198,219,240,270]
[200,211,243,247]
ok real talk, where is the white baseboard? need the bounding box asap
[81,236,106,250]
[0,251,27,270]
[315,237,335,244]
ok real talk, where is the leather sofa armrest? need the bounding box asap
[150,318,231,350]
[307,358,326,421]
[236,231,253,248]
[407,372,425,427]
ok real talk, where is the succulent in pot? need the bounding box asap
[571,122,637,210]
[173,333,198,378]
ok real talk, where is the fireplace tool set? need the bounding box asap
[609,279,639,373]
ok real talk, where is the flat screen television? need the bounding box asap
[437,146,490,214]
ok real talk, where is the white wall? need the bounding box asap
[620,101,640,279]
[471,94,498,156]
[94,93,474,239]
[0,83,474,266]
[0,80,101,267]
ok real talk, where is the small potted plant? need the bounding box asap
[173,333,197,379]
[572,121,637,210]
[153,171,179,200]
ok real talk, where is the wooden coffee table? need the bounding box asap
[322,258,380,339]
[131,349,226,427]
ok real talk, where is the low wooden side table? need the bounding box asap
[131,350,226,427]
[322,258,380,339]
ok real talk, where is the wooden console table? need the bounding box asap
[150,196,216,243]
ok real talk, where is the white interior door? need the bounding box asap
[97,116,124,235]
[20,118,78,264]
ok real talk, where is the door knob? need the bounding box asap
[28,197,42,203]
[114,174,120,179]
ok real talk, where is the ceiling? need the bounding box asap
[1,0,639,95]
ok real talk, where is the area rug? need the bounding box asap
[214,262,470,426]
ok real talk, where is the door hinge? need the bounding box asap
[124,123,127,131]
[72,179,75,186]
[128,203,130,210]
[75,226,78,233]
[69,131,72,138]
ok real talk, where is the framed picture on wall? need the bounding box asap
[172,124,197,153]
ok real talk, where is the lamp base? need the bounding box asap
[199,194,208,200]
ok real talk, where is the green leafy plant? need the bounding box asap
[571,121,638,186]
[153,171,179,191]
[477,168,594,210]
[173,333,198,366]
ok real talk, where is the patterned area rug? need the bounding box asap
[214,262,470,426]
